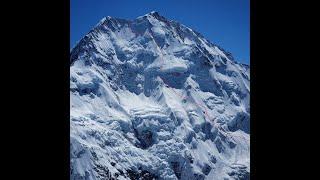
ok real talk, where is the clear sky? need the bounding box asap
[71,0,250,64]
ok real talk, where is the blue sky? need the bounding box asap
[71,0,250,64]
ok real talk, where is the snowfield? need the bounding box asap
[70,11,250,180]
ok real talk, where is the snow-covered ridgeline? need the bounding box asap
[71,11,250,180]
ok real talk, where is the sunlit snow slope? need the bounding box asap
[70,11,250,180]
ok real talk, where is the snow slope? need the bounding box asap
[70,11,250,180]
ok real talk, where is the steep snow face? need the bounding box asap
[70,11,250,180]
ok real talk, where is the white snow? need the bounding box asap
[70,11,250,180]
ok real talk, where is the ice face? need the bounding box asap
[70,11,250,180]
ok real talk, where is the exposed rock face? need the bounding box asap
[70,11,250,180]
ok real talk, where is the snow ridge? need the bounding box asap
[71,11,250,180]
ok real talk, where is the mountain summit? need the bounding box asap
[70,12,250,180]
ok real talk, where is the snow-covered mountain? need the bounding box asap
[70,11,250,180]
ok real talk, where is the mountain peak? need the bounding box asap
[148,11,160,16]
[138,11,166,21]
[142,11,159,17]
[71,11,250,180]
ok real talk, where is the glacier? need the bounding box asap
[70,11,250,180]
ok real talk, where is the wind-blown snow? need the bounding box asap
[71,11,250,180]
